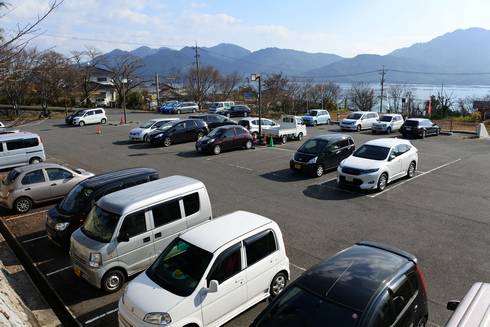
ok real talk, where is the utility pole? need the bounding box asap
[379,66,386,113]
[194,42,201,110]
[155,73,160,108]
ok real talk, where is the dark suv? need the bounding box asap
[400,118,440,138]
[148,119,208,147]
[224,105,251,117]
[252,242,428,327]
[45,168,159,246]
[188,114,237,130]
[290,134,355,177]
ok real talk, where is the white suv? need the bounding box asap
[119,211,290,327]
[340,111,379,131]
[238,117,280,139]
[72,108,107,127]
[337,138,418,191]
[372,114,404,134]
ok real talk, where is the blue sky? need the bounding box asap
[4,0,490,56]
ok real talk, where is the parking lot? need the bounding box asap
[1,110,489,327]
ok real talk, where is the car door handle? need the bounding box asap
[24,188,31,191]
[235,278,244,284]
[143,237,151,243]
[50,183,57,186]
[154,232,162,238]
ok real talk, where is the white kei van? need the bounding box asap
[0,132,46,169]
[118,211,290,327]
[70,176,213,293]
[445,282,490,327]
[72,108,107,126]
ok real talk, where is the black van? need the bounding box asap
[45,167,159,246]
[290,134,355,177]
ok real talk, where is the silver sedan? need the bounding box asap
[0,163,94,213]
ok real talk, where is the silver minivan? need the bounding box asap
[0,132,46,169]
[69,175,213,293]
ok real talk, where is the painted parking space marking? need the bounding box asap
[266,146,296,153]
[369,158,462,198]
[84,308,119,324]
[290,263,307,271]
[5,209,49,222]
[46,266,72,277]
[22,235,48,243]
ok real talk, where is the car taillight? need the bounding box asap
[416,265,426,291]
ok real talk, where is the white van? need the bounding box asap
[70,176,213,293]
[340,111,379,131]
[208,101,235,114]
[72,108,107,126]
[0,132,46,169]
[445,282,490,327]
[119,211,290,327]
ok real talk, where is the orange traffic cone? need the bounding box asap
[96,125,102,135]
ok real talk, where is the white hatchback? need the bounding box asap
[337,138,418,191]
[129,118,179,142]
[118,211,290,327]
[72,108,107,127]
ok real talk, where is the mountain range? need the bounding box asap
[98,28,490,85]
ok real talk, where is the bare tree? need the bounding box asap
[71,47,102,106]
[218,72,242,101]
[106,55,144,107]
[262,73,290,111]
[320,82,341,110]
[184,66,220,104]
[436,89,454,117]
[388,84,405,113]
[349,82,377,111]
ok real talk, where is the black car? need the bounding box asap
[400,118,440,138]
[148,119,208,147]
[290,134,355,177]
[65,110,84,125]
[224,105,251,117]
[196,125,253,155]
[188,114,237,130]
[45,168,159,246]
[252,242,428,327]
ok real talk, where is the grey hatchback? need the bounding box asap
[0,163,94,213]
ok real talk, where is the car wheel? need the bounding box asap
[422,130,426,138]
[163,137,171,147]
[269,272,287,298]
[14,197,32,213]
[29,157,41,164]
[416,316,427,327]
[197,132,205,139]
[435,128,440,136]
[386,127,391,134]
[313,121,317,126]
[327,119,331,125]
[102,269,125,293]
[101,118,107,124]
[245,140,253,149]
[281,135,287,144]
[79,121,85,127]
[407,161,416,178]
[213,145,221,155]
[297,132,303,141]
[315,164,324,177]
[143,134,149,143]
[377,173,388,191]
[192,109,196,113]
[357,125,361,132]
[372,130,376,134]
[177,110,181,115]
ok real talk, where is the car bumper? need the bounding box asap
[195,143,214,153]
[290,160,317,174]
[303,120,316,126]
[401,129,422,136]
[337,170,379,190]
[129,134,144,141]
[372,126,389,132]
[70,253,102,289]
[340,124,357,130]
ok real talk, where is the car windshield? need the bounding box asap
[140,120,156,128]
[404,120,419,126]
[146,238,213,297]
[347,113,363,120]
[157,122,175,131]
[73,110,84,117]
[3,169,20,185]
[298,139,329,154]
[207,128,224,138]
[306,111,318,116]
[380,116,393,122]
[58,184,94,214]
[253,285,360,327]
[81,206,119,243]
[353,145,390,161]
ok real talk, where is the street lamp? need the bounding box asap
[122,78,128,124]
[251,73,262,142]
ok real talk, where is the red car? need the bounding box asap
[196,125,253,155]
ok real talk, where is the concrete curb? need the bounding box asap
[0,220,82,327]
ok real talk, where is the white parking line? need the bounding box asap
[46,266,72,277]
[5,209,49,222]
[227,163,254,171]
[290,263,307,271]
[22,235,48,243]
[267,147,296,153]
[84,308,118,324]
[370,158,462,198]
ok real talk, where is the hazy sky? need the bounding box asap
[4,0,490,56]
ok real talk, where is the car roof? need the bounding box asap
[296,242,413,313]
[382,113,402,117]
[214,125,237,130]
[0,131,39,141]
[406,118,428,122]
[239,117,270,121]
[80,167,157,189]
[364,138,411,148]
[97,175,203,215]
[312,133,351,142]
[445,282,490,327]
[181,211,273,253]
[148,118,178,122]
[12,162,67,174]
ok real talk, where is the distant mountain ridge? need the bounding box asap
[98,28,490,84]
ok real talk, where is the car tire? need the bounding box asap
[102,269,125,293]
[435,128,440,136]
[213,145,221,155]
[143,134,149,143]
[387,127,391,134]
[14,197,32,213]
[377,173,388,191]
[297,132,303,141]
[197,132,205,139]
[79,121,85,127]
[163,137,171,147]
[101,118,107,124]
[245,140,252,150]
[281,135,287,144]
[313,121,317,126]
[269,272,287,298]
[407,161,416,178]
[315,164,324,177]
[327,119,331,125]
[29,157,41,164]
[357,125,361,132]
[177,110,181,115]
[192,109,196,113]
[372,130,376,134]
[416,316,428,327]
[422,130,426,138]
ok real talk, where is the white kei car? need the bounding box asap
[337,138,418,191]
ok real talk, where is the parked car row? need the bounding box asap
[160,101,199,114]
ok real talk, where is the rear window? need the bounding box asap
[4,169,21,184]
[238,120,249,127]
[21,170,45,185]
[245,230,277,266]
[183,193,200,216]
[404,120,419,127]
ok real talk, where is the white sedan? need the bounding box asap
[128,118,179,142]
[337,138,418,191]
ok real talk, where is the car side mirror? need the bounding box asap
[446,300,460,311]
[207,280,219,293]
[117,232,130,243]
[389,154,396,161]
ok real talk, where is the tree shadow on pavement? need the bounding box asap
[260,169,308,182]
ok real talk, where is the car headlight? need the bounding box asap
[361,168,379,174]
[89,252,102,268]
[339,159,346,167]
[54,222,69,231]
[155,133,164,138]
[208,138,215,143]
[144,312,172,325]
[307,156,318,164]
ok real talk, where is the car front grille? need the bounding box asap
[339,176,363,186]
[342,166,363,175]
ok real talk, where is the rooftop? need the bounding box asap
[365,137,411,147]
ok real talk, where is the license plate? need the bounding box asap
[294,164,301,169]
[405,127,412,130]
[345,175,353,182]
[73,265,81,277]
